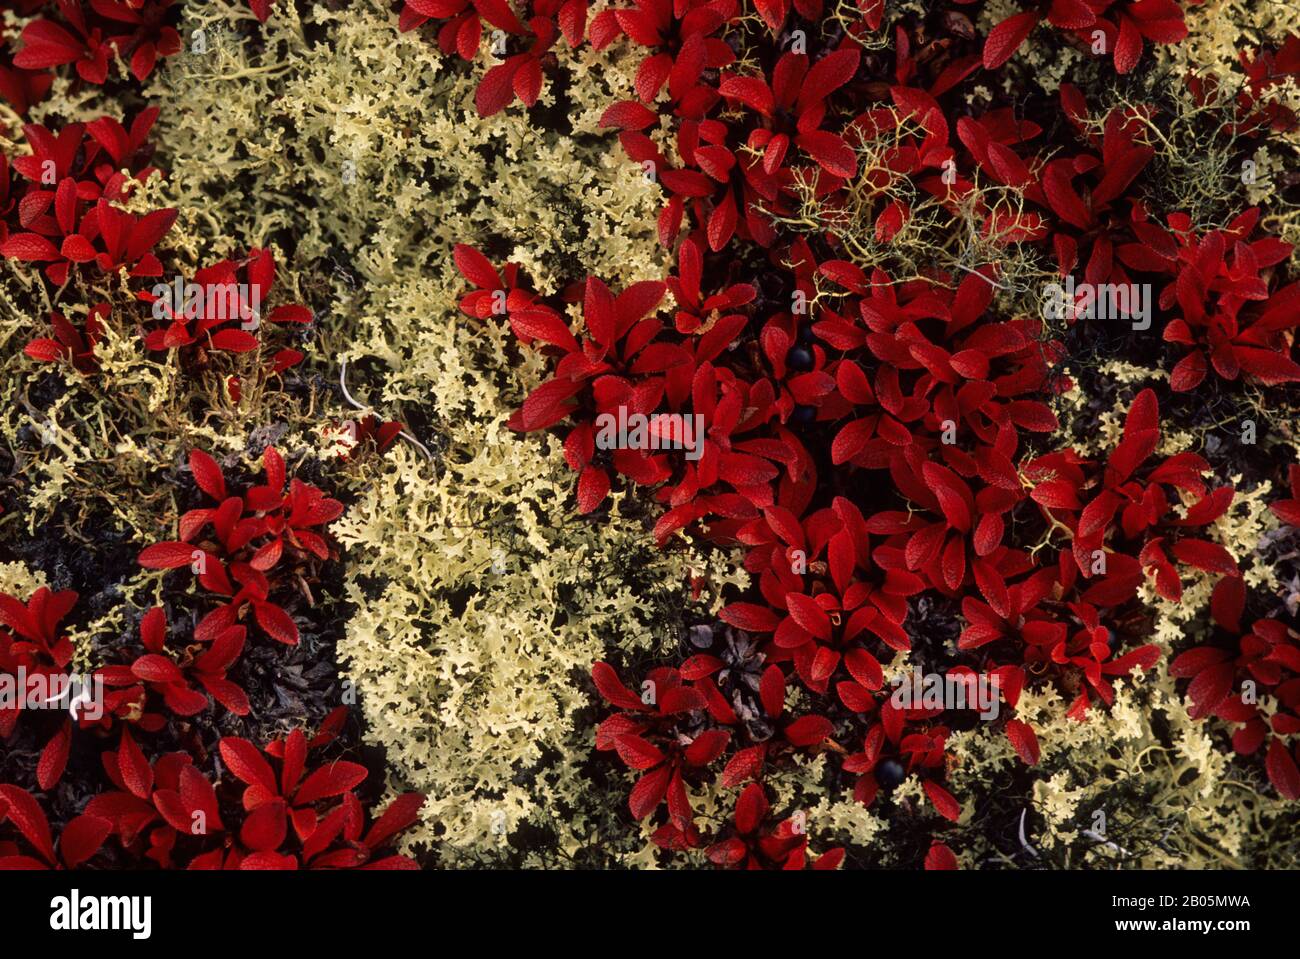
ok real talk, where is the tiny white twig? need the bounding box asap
[953,259,1011,290]
[35,682,91,720]
[67,685,92,720]
[338,358,434,462]
[1019,808,1041,859]
[1083,829,1130,857]
[339,357,366,412]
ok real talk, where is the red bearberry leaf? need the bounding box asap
[591,661,645,710]
[253,601,299,645]
[576,465,610,514]
[735,782,769,834]
[720,602,781,633]
[628,765,672,820]
[59,814,112,869]
[599,100,658,130]
[37,721,71,790]
[721,745,766,786]
[0,786,56,865]
[924,841,959,870]
[117,729,153,800]
[784,714,833,747]
[220,738,278,793]
[1004,719,1040,765]
[982,12,1040,70]
[1265,738,1300,801]
[922,779,961,821]
[294,761,369,804]
[138,541,199,569]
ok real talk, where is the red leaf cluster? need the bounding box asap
[95,605,251,727]
[137,447,344,647]
[1170,575,1300,798]
[24,302,109,375]
[1117,209,1300,390]
[0,710,425,870]
[427,0,1300,864]
[134,246,312,375]
[11,0,181,88]
[982,0,1187,75]
[0,110,175,286]
[398,0,586,116]
[0,587,80,789]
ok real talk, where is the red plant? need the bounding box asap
[1026,389,1238,604]
[0,785,110,869]
[453,243,542,319]
[1271,465,1300,529]
[137,447,344,646]
[1171,576,1300,799]
[12,0,181,83]
[24,303,109,375]
[0,112,174,285]
[599,36,865,250]
[218,730,368,847]
[1117,208,1300,391]
[13,0,113,83]
[337,414,405,457]
[592,661,731,829]
[135,247,312,374]
[983,0,1187,75]
[97,606,250,722]
[399,0,587,116]
[924,840,958,869]
[1227,34,1300,134]
[721,497,920,695]
[205,717,423,869]
[0,16,55,115]
[187,790,426,870]
[0,586,80,789]
[713,661,838,786]
[840,705,965,818]
[247,0,274,22]
[664,236,755,335]
[484,264,685,513]
[67,713,426,869]
[705,783,844,869]
[82,732,224,867]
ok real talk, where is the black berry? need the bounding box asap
[786,345,814,371]
[876,759,906,789]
